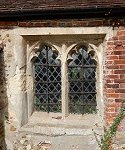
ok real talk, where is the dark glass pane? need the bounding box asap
[34,45,61,113]
[68,46,97,114]
[48,66,61,82]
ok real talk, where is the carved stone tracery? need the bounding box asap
[28,40,98,64]
[26,38,99,116]
[67,42,98,64]
[28,40,61,62]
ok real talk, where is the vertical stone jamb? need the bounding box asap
[13,35,27,127]
[26,41,40,118]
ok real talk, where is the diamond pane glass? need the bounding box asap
[68,46,97,114]
[34,45,61,113]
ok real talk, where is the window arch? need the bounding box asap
[68,46,97,114]
[34,45,61,113]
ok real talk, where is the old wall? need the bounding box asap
[0,18,123,28]
[0,19,125,149]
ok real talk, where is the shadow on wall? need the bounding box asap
[0,46,8,150]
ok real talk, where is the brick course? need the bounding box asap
[0,18,125,28]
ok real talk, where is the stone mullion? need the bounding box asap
[61,44,68,117]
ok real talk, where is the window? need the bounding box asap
[34,44,97,115]
[34,45,61,113]
[8,27,108,128]
[68,46,97,114]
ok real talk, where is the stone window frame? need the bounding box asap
[11,27,113,128]
[31,41,98,114]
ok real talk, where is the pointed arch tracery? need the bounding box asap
[28,40,61,62]
[67,44,97,114]
[34,44,61,113]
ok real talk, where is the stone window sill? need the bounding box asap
[19,111,103,136]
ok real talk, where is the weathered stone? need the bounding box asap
[26,144,31,150]
[23,140,29,146]
[10,125,16,131]
[20,139,25,145]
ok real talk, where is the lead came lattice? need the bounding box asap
[34,45,61,112]
[68,46,97,114]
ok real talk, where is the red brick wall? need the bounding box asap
[0,19,104,28]
[0,18,124,28]
[105,29,125,126]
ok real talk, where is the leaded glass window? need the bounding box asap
[68,46,97,114]
[34,45,61,112]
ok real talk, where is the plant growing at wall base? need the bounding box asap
[94,100,125,150]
